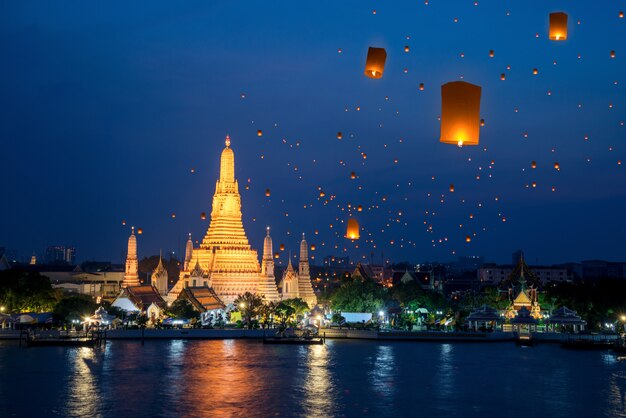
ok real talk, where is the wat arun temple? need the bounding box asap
[128,135,318,307]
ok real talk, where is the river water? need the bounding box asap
[0,339,625,417]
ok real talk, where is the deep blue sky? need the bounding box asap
[1,1,625,265]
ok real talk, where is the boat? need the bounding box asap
[263,336,324,345]
[21,330,104,348]
[26,338,97,347]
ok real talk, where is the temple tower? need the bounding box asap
[261,227,274,278]
[170,136,280,304]
[297,233,317,307]
[151,252,169,296]
[184,233,193,271]
[123,227,140,288]
[282,257,299,300]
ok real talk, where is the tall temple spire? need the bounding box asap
[299,232,309,277]
[219,135,235,184]
[184,233,193,271]
[261,226,274,278]
[123,227,140,288]
[297,232,317,308]
[168,136,280,304]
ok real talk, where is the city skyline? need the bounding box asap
[1,1,625,265]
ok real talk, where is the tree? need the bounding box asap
[282,298,310,321]
[233,292,265,329]
[274,302,296,330]
[330,277,386,313]
[0,270,59,313]
[166,299,199,320]
[53,295,97,323]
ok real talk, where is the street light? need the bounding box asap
[239,303,246,309]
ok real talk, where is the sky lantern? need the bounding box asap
[489,50,494,58]
[345,219,360,240]
[310,244,316,251]
[500,73,506,81]
[122,220,126,226]
[465,235,471,243]
[439,81,482,147]
[610,50,616,58]
[531,161,537,169]
[554,162,560,170]
[549,12,568,40]
[357,204,363,212]
[419,83,425,91]
[620,11,624,18]
[364,47,387,79]
[274,252,280,259]
[533,68,538,75]
[350,171,356,179]
[279,243,285,251]
[404,45,410,52]
[337,132,343,139]
[265,188,271,197]
[137,228,143,235]
[449,184,455,192]
[480,119,485,127]
[257,130,263,137]
[200,212,206,220]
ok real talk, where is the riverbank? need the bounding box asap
[0,328,597,343]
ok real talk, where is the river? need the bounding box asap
[0,339,624,417]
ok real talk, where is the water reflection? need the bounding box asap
[436,344,454,398]
[368,345,396,407]
[67,347,99,417]
[302,344,334,416]
[606,371,626,417]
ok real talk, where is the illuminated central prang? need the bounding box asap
[168,136,280,305]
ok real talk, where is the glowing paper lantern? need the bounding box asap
[610,50,616,58]
[554,162,560,170]
[137,228,143,235]
[549,12,568,41]
[200,212,206,220]
[465,235,471,243]
[265,189,271,197]
[357,204,363,212]
[489,50,494,58]
[279,243,285,251]
[345,219,360,240]
[449,184,455,192]
[439,81,482,147]
[171,213,176,219]
[310,244,316,251]
[350,171,357,179]
[531,161,537,169]
[404,46,410,52]
[337,132,343,139]
[419,83,425,91]
[274,252,280,259]
[364,47,387,79]
[533,68,538,75]
[257,130,263,137]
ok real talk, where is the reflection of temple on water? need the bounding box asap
[302,344,335,416]
[176,340,266,416]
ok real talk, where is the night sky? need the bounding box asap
[1,1,625,265]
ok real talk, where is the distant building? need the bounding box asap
[45,246,76,265]
[479,261,571,287]
[581,260,626,280]
[451,256,485,272]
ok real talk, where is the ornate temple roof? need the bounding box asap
[179,286,225,312]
